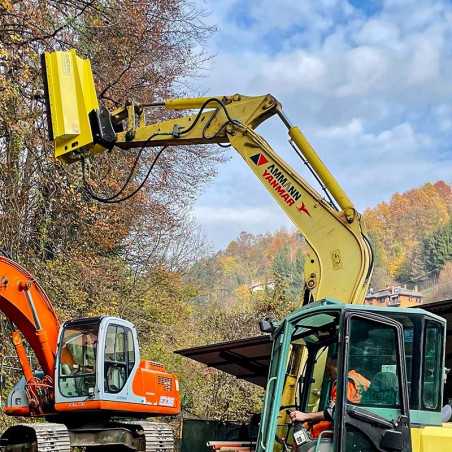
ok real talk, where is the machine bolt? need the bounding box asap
[226,125,236,135]
[307,279,316,289]
[125,129,135,141]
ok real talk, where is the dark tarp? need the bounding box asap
[174,335,273,388]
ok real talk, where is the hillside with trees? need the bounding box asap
[364,181,452,301]
[177,230,305,421]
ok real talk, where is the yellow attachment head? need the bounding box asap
[41,49,99,163]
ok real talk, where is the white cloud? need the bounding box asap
[195,206,278,224]
[259,52,328,94]
[191,0,452,250]
[337,46,390,96]
[432,104,452,132]
[407,34,440,84]
[319,118,364,139]
[355,19,401,46]
[194,205,294,250]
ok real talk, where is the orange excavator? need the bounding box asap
[0,255,180,451]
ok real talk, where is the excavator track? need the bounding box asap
[0,422,71,452]
[111,420,174,452]
[140,422,174,452]
[0,421,173,451]
[32,423,71,451]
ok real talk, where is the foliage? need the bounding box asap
[0,0,217,272]
[421,218,452,280]
[273,244,305,301]
[433,262,452,302]
[365,181,452,292]
[0,0,218,433]
[401,218,452,290]
[179,230,303,421]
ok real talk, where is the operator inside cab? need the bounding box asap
[290,352,370,438]
[278,313,402,450]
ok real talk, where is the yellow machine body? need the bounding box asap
[411,425,452,452]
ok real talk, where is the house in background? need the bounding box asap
[249,281,275,293]
[365,285,423,308]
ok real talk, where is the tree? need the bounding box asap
[291,247,305,301]
[0,0,217,432]
[273,243,292,279]
[369,267,397,292]
[0,0,218,312]
[422,219,452,280]
[434,262,452,301]
[273,243,305,302]
[364,181,451,278]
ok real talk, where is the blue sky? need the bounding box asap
[191,0,452,250]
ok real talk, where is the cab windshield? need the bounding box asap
[258,310,340,450]
[58,322,99,398]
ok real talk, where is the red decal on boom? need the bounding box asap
[297,202,311,217]
[250,153,269,166]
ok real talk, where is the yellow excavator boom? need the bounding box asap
[41,49,373,306]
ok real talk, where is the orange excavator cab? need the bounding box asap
[53,316,180,419]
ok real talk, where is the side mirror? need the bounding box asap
[259,318,278,334]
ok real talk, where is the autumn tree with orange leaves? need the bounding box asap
[364,181,452,291]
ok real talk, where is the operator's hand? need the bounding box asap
[289,410,310,422]
[289,409,325,423]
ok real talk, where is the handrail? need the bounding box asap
[260,376,277,450]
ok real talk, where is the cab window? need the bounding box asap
[104,324,135,393]
[422,320,443,410]
[347,317,401,408]
[59,324,98,398]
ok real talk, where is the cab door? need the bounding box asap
[101,321,136,398]
[337,313,412,452]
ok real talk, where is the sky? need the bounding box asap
[191,0,452,251]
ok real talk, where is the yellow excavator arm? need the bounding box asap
[41,50,373,306]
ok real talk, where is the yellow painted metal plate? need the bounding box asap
[330,249,343,271]
[411,425,452,452]
[42,49,99,163]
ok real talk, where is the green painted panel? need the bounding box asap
[409,409,442,426]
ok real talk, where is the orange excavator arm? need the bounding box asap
[0,256,60,380]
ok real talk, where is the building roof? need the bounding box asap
[366,286,423,299]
